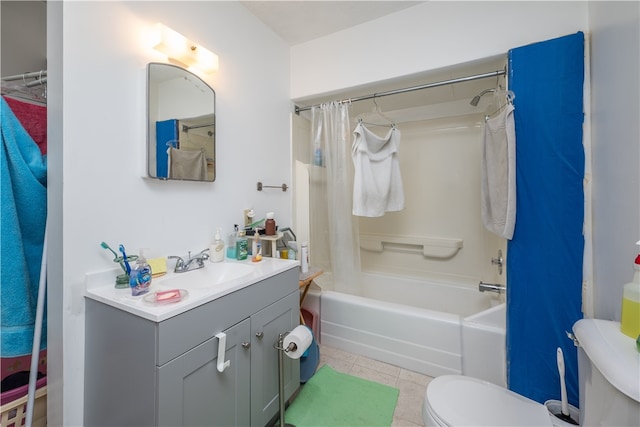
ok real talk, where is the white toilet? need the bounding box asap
[423,318,640,426]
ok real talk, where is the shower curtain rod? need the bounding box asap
[1,70,47,82]
[294,69,506,114]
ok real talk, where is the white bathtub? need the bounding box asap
[316,272,505,380]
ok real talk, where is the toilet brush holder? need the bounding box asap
[544,400,579,427]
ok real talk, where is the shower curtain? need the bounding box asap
[308,102,361,294]
[507,32,584,407]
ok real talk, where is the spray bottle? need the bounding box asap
[621,240,640,339]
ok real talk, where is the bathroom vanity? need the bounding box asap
[84,259,300,427]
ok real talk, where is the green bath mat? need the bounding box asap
[285,364,399,427]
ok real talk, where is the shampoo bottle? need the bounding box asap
[210,228,225,263]
[621,241,640,339]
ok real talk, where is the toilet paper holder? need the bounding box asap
[273,326,313,427]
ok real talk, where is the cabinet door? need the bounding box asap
[158,319,251,427]
[250,291,300,427]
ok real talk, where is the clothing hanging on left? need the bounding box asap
[352,122,405,217]
[0,96,48,357]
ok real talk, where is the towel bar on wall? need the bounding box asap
[359,233,463,259]
[257,182,288,192]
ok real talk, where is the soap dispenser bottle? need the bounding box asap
[129,250,152,296]
[236,230,248,260]
[210,228,225,263]
[621,240,640,339]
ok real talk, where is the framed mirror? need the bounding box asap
[147,62,216,181]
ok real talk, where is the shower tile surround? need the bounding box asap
[317,344,432,427]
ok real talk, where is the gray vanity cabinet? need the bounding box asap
[157,318,251,426]
[84,267,299,427]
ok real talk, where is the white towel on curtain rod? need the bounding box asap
[481,102,516,239]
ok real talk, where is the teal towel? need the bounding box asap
[1,97,47,357]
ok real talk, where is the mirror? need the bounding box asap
[147,63,216,181]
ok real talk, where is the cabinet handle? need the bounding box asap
[255,332,264,339]
[242,342,251,349]
[215,333,231,373]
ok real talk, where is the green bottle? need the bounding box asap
[236,230,248,260]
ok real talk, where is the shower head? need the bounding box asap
[470,95,482,107]
[470,88,497,107]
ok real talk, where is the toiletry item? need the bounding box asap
[252,240,262,262]
[621,241,640,338]
[100,241,119,261]
[148,257,167,278]
[211,228,225,263]
[265,212,276,235]
[119,244,132,274]
[300,242,309,273]
[287,241,297,260]
[142,289,188,305]
[280,249,288,259]
[236,230,248,260]
[313,138,323,166]
[251,233,260,257]
[129,251,152,296]
[155,289,182,303]
[227,226,238,259]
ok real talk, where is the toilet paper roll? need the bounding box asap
[283,325,313,359]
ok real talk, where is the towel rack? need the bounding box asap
[257,182,288,192]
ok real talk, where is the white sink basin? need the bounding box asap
[156,262,256,289]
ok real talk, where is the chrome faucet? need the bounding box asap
[168,248,210,273]
[479,281,506,294]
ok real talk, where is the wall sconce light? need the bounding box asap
[152,23,219,73]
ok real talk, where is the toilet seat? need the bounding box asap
[424,375,553,426]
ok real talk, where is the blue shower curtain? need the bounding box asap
[507,32,584,407]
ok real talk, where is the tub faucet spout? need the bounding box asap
[479,281,506,294]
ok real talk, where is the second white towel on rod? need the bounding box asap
[481,102,516,239]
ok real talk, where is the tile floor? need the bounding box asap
[317,344,433,427]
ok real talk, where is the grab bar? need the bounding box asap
[479,281,506,294]
[360,233,463,259]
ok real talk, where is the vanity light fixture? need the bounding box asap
[152,23,219,73]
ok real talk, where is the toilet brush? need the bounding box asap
[556,347,578,424]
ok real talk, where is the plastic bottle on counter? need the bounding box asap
[300,242,309,273]
[621,240,640,339]
[129,250,152,296]
[265,212,276,236]
[226,225,238,259]
[210,228,225,263]
[236,230,248,261]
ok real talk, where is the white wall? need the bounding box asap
[588,2,640,320]
[291,1,588,100]
[47,2,291,424]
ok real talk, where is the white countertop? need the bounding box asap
[85,257,299,322]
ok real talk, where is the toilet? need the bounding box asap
[423,318,640,426]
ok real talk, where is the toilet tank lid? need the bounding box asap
[573,318,640,403]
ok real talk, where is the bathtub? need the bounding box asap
[316,272,505,381]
